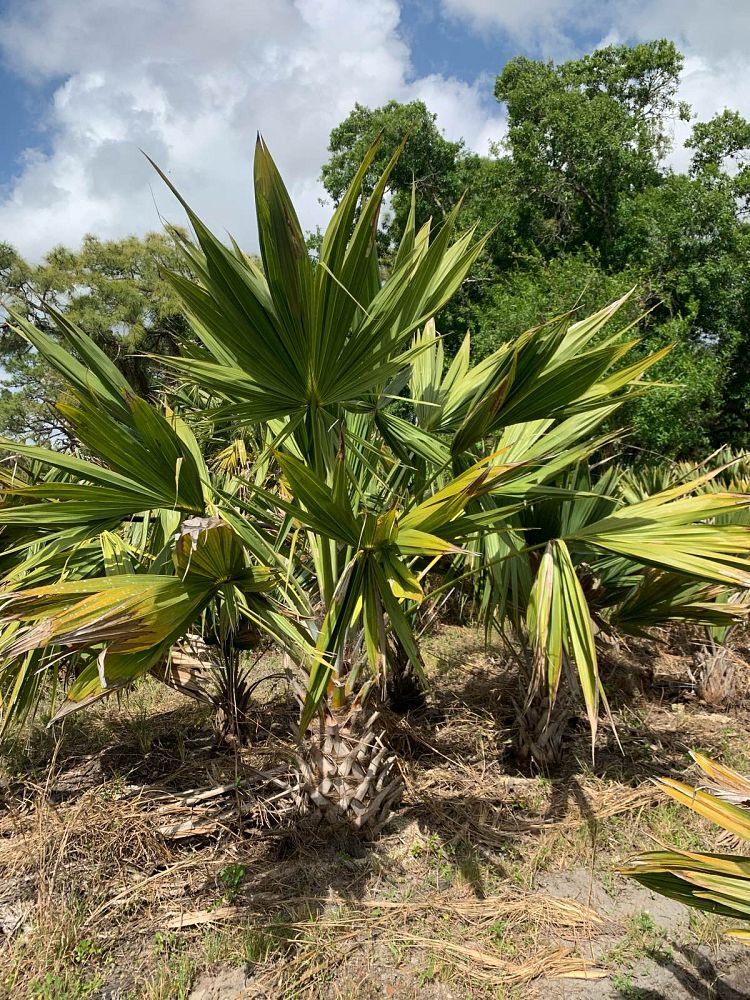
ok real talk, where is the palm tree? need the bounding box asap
[403,319,750,767]
[1,135,749,829]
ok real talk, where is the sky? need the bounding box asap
[0,0,749,260]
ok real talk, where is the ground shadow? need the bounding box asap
[634,940,750,1000]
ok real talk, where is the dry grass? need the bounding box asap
[160,892,605,992]
[2,628,750,998]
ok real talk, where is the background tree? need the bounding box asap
[495,40,688,259]
[321,100,469,253]
[0,232,193,442]
[321,39,750,461]
[613,170,750,455]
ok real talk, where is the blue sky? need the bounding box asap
[0,68,56,188]
[400,2,506,86]
[0,0,748,258]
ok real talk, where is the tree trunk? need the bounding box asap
[156,639,403,835]
[151,635,266,745]
[386,638,427,713]
[513,689,573,771]
[694,639,737,709]
[511,643,574,772]
[291,701,403,837]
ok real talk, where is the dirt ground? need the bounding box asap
[2,625,750,999]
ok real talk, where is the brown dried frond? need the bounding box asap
[694,642,740,708]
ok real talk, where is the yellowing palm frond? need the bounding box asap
[622,754,750,936]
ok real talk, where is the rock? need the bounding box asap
[188,966,256,1000]
[0,902,31,937]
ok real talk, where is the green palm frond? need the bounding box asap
[150,137,491,429]
[566,477,750,589]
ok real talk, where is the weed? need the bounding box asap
[488,919,520,959]
[695,726,750,771]
[217,862,247,902]
[604,911,671,969]
[687,909,733,950]
[493,987,523,1000]
[141,952,194,1000]
[437,860,455,884]
[646,802,705,851]
[199,930,223,968]
[455,844,485,889]
[386,939,404,963]
[410,832,442,858]
[152,931,180,957]
[242,919,294,964]
[71,939,102,966]
[28,971,104,999]
[611,971,652,998]
[417,958,438,986]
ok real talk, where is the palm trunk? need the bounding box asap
[386,637,427,713]
[512,641,574,771]
[694,638,737,709]
[151,635,265,745]
[514,688,573,771]
[292,699,403,837]
[211,643,250,745]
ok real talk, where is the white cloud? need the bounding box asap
[5,0,748,261]
[611,1,750,61]
[407,73,504,156]
[0,0,504,259]
[440,0,750,57]
[439,0,599,55]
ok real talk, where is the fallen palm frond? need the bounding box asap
[390,937,605,985]
[0,784,169,878]
[408,770,660,848]
[692,750,750,804]
[163,891,606,988]
[2,769,660,861]
[119,769,298,838]
[163,889,603,931]
[67,766,658,846]
[268,939,603,997]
